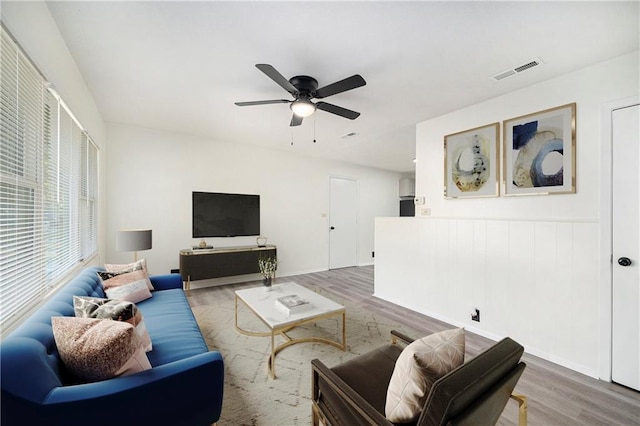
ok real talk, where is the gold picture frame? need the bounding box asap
[503,103,576,196]
[444,122,500,198]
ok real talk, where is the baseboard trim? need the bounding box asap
[373,291,599,380]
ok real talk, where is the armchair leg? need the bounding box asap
[510,393,528,426]
[312,402,321,426]
[312,401,331,426]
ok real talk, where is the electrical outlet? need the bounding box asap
[471,308,480,322]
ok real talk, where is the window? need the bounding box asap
[0,27,98,328]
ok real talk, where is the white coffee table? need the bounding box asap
[234,282,346,378]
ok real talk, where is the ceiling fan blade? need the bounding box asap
[290,114,303,127]
[256,64,297,95]
[316,102,360,120]
[315,74,366,99]
[235,99,290,106]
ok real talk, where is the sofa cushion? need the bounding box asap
[104,258,153,290]
[136,289,209,366]
[73,296,152,352]
[385,328,465,423]
[97,271,152,303]
[51,316,151,383]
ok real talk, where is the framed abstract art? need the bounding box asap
[444,123,500,198]
[503,103,576,196]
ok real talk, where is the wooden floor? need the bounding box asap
[189,266,640,425]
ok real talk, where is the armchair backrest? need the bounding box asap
[418,337,526,426]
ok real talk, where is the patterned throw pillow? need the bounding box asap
[385,328,465,423]
[104,258,153,290]
[52,316,151,383]
[73,296,152,352]
[97,271,152,303]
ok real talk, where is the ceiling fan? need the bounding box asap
[235,64,366,127]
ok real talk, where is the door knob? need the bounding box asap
[618,257,632,267]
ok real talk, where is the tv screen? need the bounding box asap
[192,192,260,238]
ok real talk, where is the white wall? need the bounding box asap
[375,51,639,378]
[2,1,108,265]
[106,123,401,283]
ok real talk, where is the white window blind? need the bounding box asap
[1,27,98,327]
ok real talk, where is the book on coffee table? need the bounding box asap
[275,294,310,315]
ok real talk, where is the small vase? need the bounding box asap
[263,277,272,291]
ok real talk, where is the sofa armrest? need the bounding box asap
[311,358,392,425]
[43,351,224,425]
[150,273,183,291]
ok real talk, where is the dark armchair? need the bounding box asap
[311,330,527,426]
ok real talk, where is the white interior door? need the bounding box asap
[329,177,358,269]
[612,103,640,390]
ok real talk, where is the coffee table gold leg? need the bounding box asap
[341,311,346,350]
[269,330,276,379]
[234,295,238,329]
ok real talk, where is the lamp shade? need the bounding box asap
[290,99,316,118]
[116,229,152,252]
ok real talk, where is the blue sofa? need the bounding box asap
[0,266,224,426]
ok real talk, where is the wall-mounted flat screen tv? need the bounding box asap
[192,191,260,238]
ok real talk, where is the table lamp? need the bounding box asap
[116,229,152,261]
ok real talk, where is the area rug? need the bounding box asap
[190,286,417,426]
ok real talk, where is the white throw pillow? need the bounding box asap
[103,279,152,304]
[104,258,153,290]
[385,328,465,423]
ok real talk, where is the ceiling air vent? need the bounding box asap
[340,132,358,139]
[492,57,543,82]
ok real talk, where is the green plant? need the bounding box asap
[258,255,278,279]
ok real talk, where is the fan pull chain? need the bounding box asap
[313,115,317,143]
[290,128,294,146]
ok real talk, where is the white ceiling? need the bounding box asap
[45,1,639,173]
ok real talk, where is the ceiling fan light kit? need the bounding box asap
[235,64,366,127]
[290,98,316,117]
